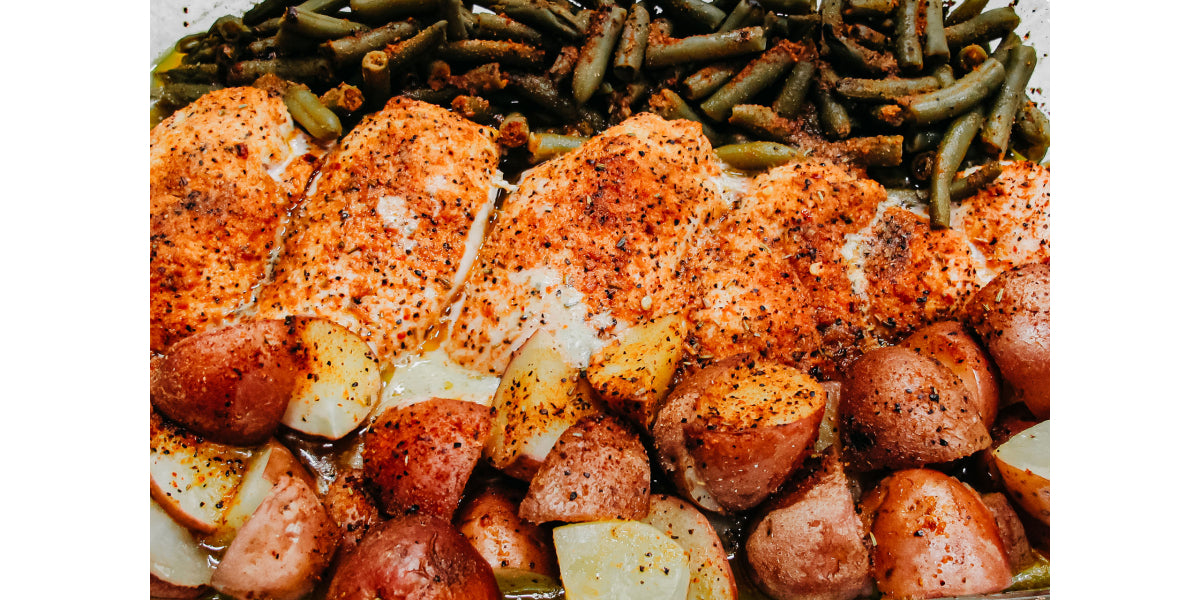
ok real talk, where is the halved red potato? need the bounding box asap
[322,469,382,556]
[150,410,254,534]
[485,329,601,480]
[519,415,651,524]
[210,474,340,600]
[326,515,501,600]
[859,469,1010,599]
[361,398,490,519]
[980,492,1035,571]
[745,453,871,600]
[553,520,690,600]
[456,481,557,576]
[150,498,215,596]
[993,419,1050,525]
[900,321,1000,428]
[587,313,687,431]
[206,438,313,547]
[654,356,825,513]
[283,318,382,440]
[641,494,736,600]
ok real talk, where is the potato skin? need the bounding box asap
[326,515,502,600]
[455,482,557,575]
[150,574,207,599]
[962,263,1050,419]
[151,320,303,445]
[860,469,1010,599]
[980,492,1034,571]
[839,346,990,471]
[322,469,381,555]
[210,474,340,600]
[519,415,651,524]
[745,453,871,600]
[361,399,490,519]
[900,321,1000,428]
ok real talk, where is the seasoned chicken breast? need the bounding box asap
[253,97,502,362]
[445,114,730,374]
[150,86,321,353]
[952,161,1050,272]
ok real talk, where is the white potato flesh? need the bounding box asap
[640,495,735,600]
[283,319,382,440]
[995,419,1050,523]
[554,520,690,600]
[150,412,254,533]
[813,381,842,455]
[587,313,686,428]
[151,498,215,588]
[205,444,277,547]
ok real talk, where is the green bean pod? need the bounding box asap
[758,0,816,14]
[933,64,956,87]
[323,21,418,68]
[383,20,447,69]
[361,50,391,107]
[528,133,588,162]
[508,73,580,118]
[498,112,532,148]
[728,104,793,142]
[924,0,949,63]
[443,0,473,40]
[1008,555,1051,592]
[771,60,815,118]
[297,0,349,15]
[649,89,722,142]
[837,135,904,167]
[320,83,365,115]
[930,105,985,228]
[682,62,741,100]
[844,0,895,18]
[440,39,547,69]
[895,0,923,72]
[867,104,905,127]
[988,32,1022,67]
[159,63,221,84]
[957,44,988,72]
[661,0,728,31]
[451,95,500,124]
[905,129,944,154]
[715,141,800,170]
[227,56,336,85]
[159,82,223,108]
[402,87,459,103]
[944,7,1020,48]
[815,66,852,139]
[848,23,889,51]
[979,44,1036,157]
[252,17,283,36]
[836,74,942,102]
[283,84,343,142]
[247,37,279,56]
[483,0,588,40]
[211,15,252,42]
[282,7,368,39]
[644,26,766,69]
[1014,95,1050,147]
[700,42,797,121]
[475,13,545,44]
[612,2,650,82]
[242,0,292,26]
[950,161,1003,201]
[350,0,440,22]
[718,0,758,33]
[900,57,1005,125]
[574,6,628,103]
[176,31,210,53]
[944,0,987,26]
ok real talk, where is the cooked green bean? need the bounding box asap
[443,0,473,40]
[933,64,956,87]
[440,40,546,69]
[838,134,904,167]
[1008,554,1051,591]
[181,44,218,65]
[252,17,282,36]
[528,133,588,162]
[495,571,567,599]
[910,150,934,182]
[950,161,1003,201]
[683,62,740,100]
[895,0,922,71]
[826,27,891,75]
[924,0,949,63]
[772,60,815,118]
[815,65,852,139]
[176,32,210,53]
[715,141,799,170]
[1015,96,1050,147]
[247,36,279,56]
[574,6,627,103]
[660,0,727,31]
[820,0,843,27]
[867,104,905,127]
[159,82,222,108]
[930,105,984,228]
[758,0,816,14]
[283,84,343,141]
[402,87,459,103]
[475,13,544,43]
[508,72,579,118]
[845,0,895,18]
[988,32,1021,66]
[649,89,722,142]
[211,15,252,42]
[482,0,588,40]
[612,2,650,82]
[944,7,1020,48]
[243,0,294,26]
[227,57,336,85]
[320,83,365,114]
[944,0,987,26]
[836,74,942,102]
[383,20,447,69]
[323,21,417,67]
[297,0,349,14]
[900,57,1005,125]
[718,0,758,33]
[644,26,766,69]
[361,50,391,107]
[700,42,796,121]
[849,23,889,51]
[451,95,499,123]
[282,7,368,39]
[905,129,943,154]
[498,112,532,148]
[159,63,221,84]
[957,44,988,72]
[350,0,439,22]
[729,104,793,142]
[980,44,1035,157]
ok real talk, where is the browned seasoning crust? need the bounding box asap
[254,97,501,361]
[150,86,320,353]
[953,161,1050,273]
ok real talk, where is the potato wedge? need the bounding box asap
[151,573,208,599]
[322,469,382,555]
[980,492,1035,571]
[210,474,340,600]
[813,381,843,455]
[326,515,501,600]
[150,498,215,593]
[553,521,690,600]
[456,481,557,576]
[283,318,382,440]
[150,410,254,534]
[485,328,601,480]
[519,415,651,524]
[900,321,1000,428]
[361,398,490,519]
[206,438,313,547]
[641,494,736,600]
[587,313,687,430]
[994,419,1049,525]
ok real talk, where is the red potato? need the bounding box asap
[519,415,651,524]
[150,498,215,597]
[361,398,491,519]
[151,573,207,599]
[640,494,737,600]
[859,469,1010,599]
[455,482,557,575]
[900,321,1000,428]
[150,410,254,534]
[745,454,871,600]
[326,515,501,600]
[322,469,382,555]
[210,474,340,600]
[980,492,1035,571]
[993,420,1050,525]
[207,438,315,547]
[587,313,688,431]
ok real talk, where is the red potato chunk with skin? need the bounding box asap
[980,492,1035,571]
[322,469,382,557]
[519,415,651,524]
[361,398,490,520]
[455,481,557,576]
[326,515,501,600]
[900,321,1000,428]
[859,469,1011,599]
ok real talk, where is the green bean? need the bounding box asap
[718,0,759,33]
[495,570,566,599]
[644,26,766,69]
[475,13,545,44]
[283,84,343,142]
[451,95,500,124]
[159,63,221,84]
[848,23,889,51]
[402,87,459,103]
[895,0,922,71]
[508,73,579,118]
[323,21,418,68]
[211,15,252,42]
[845,0,895,18]
[900,57,1005,125]
[176,32,210,53]
[274,24,323,53]
[944,7,1020,48]
[957,43,988,72]
[440,40,547,69]
[905,129,943,154]
[282,7,368,39]
[243,0,293,26]
[181,43,218,65]
[944,0,987,26]
[988,32,1021,66]
[443,0,473,40]
[227,57,336,85]
[815,65,852,139]
[837,135,904,167]
[1007,554,1050,591]
[482,0,588,40]
[351,0,439,22]
[758,0,816,14]
[383,20,447,69]
[498,112,532,148]
[1015,96,1050,147]
[159,82,222,108]
[660,0,727,32]
[728,104,792,142]
[612,3,650,82]
[574,6,627,103]
[930,105,984,228]
[924,0,949,63]
[682,62,740,100]
[868,104,905,127]
[253,17,282,36]
[950,161,1003,201]
[649,89,722,142]
[820,0,843,27]
[836,74,942,101]
[910,150,934,182]
[298,0,349,14]
[361,50,391,107]
[979,44,1035,157]
[933,64,956,87]
[700,42,796,121]
[767,60,812,119]
[247,37,279,56]
[715,141,800,170]
[320,82,365,114]
[528,133,588,162]
[767,13,820,40]
[826,26,891,76]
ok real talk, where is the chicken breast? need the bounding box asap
[150,86,321,353]
[952,160,1050,272]
[445,114,730,374]
[253,97,502,362]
